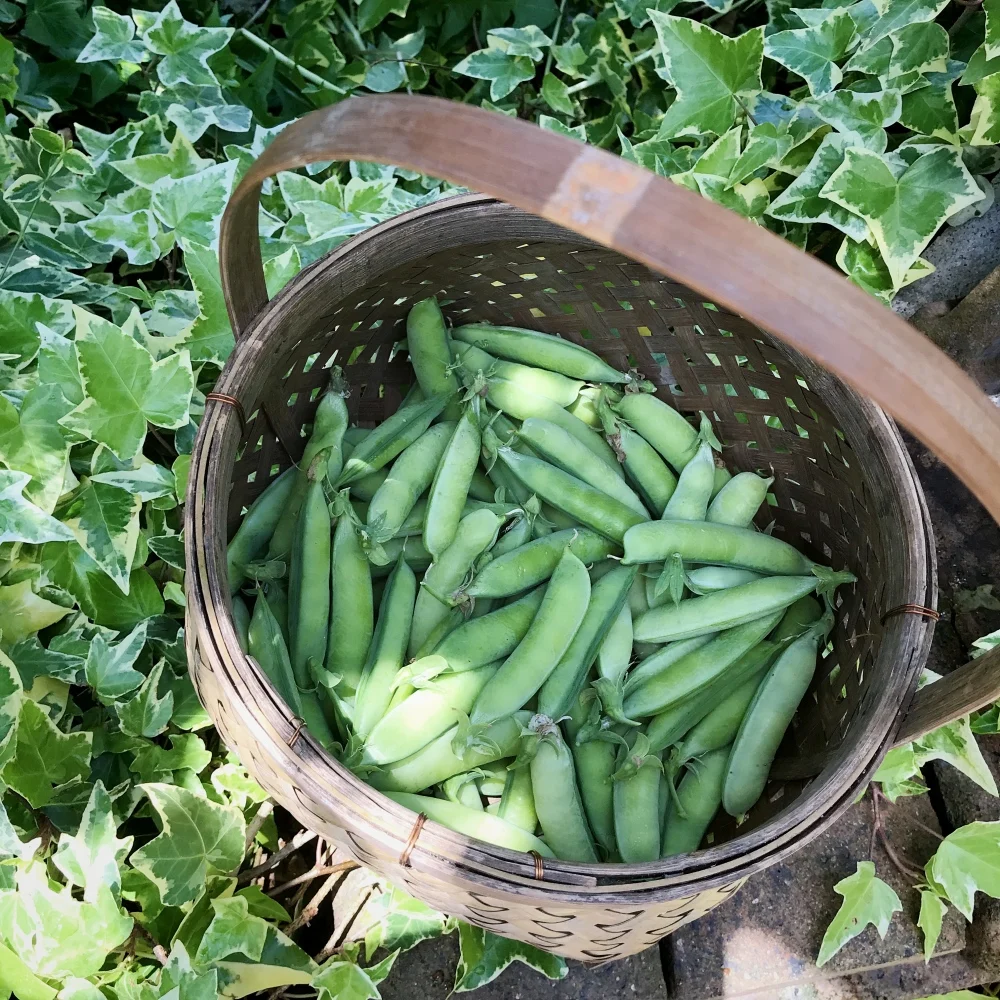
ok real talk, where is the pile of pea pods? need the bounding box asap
[226,296,855,864]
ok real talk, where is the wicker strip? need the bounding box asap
[400,813,427,868]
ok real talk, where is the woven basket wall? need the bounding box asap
[186,195,936,962]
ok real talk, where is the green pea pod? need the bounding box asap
[413,607,466,659]
[645,640,778,753]
[349,468,389,501]
[227,467,296,592]
[406,297,462,420]
[365,423,455,542]
[469,469,496,502]
[370,712,529,793]
[707,472,773,528]
[498,448,646,543]
[771,594,823,643]
[297,682,338,751]
[624,634,716,696]
[597,601,632,685]
[662,441,716,521]
[470,549,591,725]
[452,323,629,384]
[537,564,637,722]
[336,392,452,487]
[530,725,598,862]
[615,394,701,473]
[325,505,374,696]
[353,555,416,739]
[711,466,732,499]
[370,536,433,577]
[723,624,825,817]
[247,589,303,716]
[613,734,663,864]
[684,566,762,595]
[363,664,498,765]
[453,341,584,407]
[267,581,289,644]
[633,576,820,644]
[496,766,537,834]
[624,613,783,719]
[518,418,646,515]
[429,586,545,670]
[628,570,649,617]
[466,528,615,599]
[231,594,250,654]
[386,791,554,857]
[662,745,729,857]
[288,477,331,690]
[609,424,677,516]
[424,403,482,559]
[492,512,532,558]
[442,771,485,811]
[408,509,501,657]
[675,672,765,764]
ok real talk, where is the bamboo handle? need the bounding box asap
[219,94,1000,728]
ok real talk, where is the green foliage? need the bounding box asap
[817,861,902,966]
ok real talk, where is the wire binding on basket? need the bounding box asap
[529,850,545,881]
[399,812,427,867]
[205,392,247,430]
[286,717,305,748]
[881,604,941,625]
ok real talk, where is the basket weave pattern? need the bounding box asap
[187,198,934,961]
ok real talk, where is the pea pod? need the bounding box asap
[453,341,584,407]
[537,564,637,722]
[707,472,773,528]
[496,767,537,834]
[429,586,545,671]
[247,589,302,716]
[662,746,729,857]
[530,724,598,862]
[624,635,716,696]
[623,520,817,576]
[711,466,732,498]
[492,511,532,557]
[624,613,783,718]
[465,528,616,599]
[568,385,605,427]
[424,404,482,558]
[365,423,455,541]
[353,556,416,739]
[633,576,820,644]
[408,509,501,657]
[443,772,485,811]
[723,623,826,817]
[336,392,452,487]
[470,549,591,725]
[325,503,374,695]
[662,441,716,521]
[370,535,433,576]
[370,712,529,793]
[227,468,296,593]
[613,732,663,864]
[609,423,677,516]
[267,581,289,644]
[231,594,250,653]
[350,467,389,501]
[288,477,331,689]
[615,394,705,472]
[684,566,762,595]
[569,730,619,858]
[518,418,647,516]
[453,323,629,384]
[673,673,764,765]
[597,602,632,686]
[386,791,554,857]
[406,297,462,420]
[772,595,823,642]
[468,469,496,502]
[476,762,509,797]
[362,663,497,765]
[498,447,647,543]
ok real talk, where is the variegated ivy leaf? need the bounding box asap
[918,890,947,961]
[84,626,147,703]
[116,660,173,737]
[487,26,551,60]
[844,34,892,74]
[0,647,22,771]
[671,128,770,216]
[821,145,979,286]
[836,236,933,300]
[77,7,147,65]
[987,0,1000,60]
[452,48,537,101]
[969,72,1000,145]
[0,470,74,546]
[0,288,74,368]
[538,115,587,139]
[140,0,233,88]
[810,88,902,152]
[91,462,176,501]
[861,0,950,51]
[764,10,857,96]
[926,821,1000,920]
[649,13,764,138]
[79,209,174,266]
[767,133,869,240]
[817,862,901,965]
[731,122,795,183]
[174,241,234,366]
[151,159,238,250]
[111,130,211,188]
[889,22,949,77]
[900,76,960,140]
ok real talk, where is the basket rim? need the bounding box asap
[186,195,937,896]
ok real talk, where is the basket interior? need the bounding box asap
[226,204,926,850]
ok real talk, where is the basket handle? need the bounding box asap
[219,94,1000,730]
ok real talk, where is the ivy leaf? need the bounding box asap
[970,72,1000,144]
[8,636,85,687]
[0,647,23,770]
[764,10,857,96]
[363,884,448,959]
[816,861,902,966]
[0,699,92,808]
[821,145,979,286]
[52,781,134,901]
[37,326,84,407]
[861,0,949,51]
[452,48,538,100]
[356,0,411,33]
[810,88,902,151]
[140,0,233,88]
[59,310,194,462]
[0,470,74,545]
[195,896,268,964]
[132,732,212,782]
[889,22,949,76]
[731,122,794,183]
[313,961,381,1000]
[987,0,1000,60]
[78,209,173,266]
[900,76,959,139]
[77,7,147,65]
[131,783,246,906]
[0,580,72,649]
[918,890,947,961]
[650,14,764,138]
[151,160,238,250]
[0,288,73,368]
[59,480,142,593]
[453,921,568,991]
[488,25,551,59]
[111,131,212,188]
[0,797,40,868]
[91,463,175,501]
[116,660,174,737]
[541,72,574,114]
[84,626,147,703]
[926,822,1000,920]
[160,944,220,1000]
[175,242,234,366]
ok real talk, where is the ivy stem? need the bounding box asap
[238,28,349,94]
[544,0,569,76]
[332,3,366,53]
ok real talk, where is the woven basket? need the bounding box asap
[185,96,1000,962]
